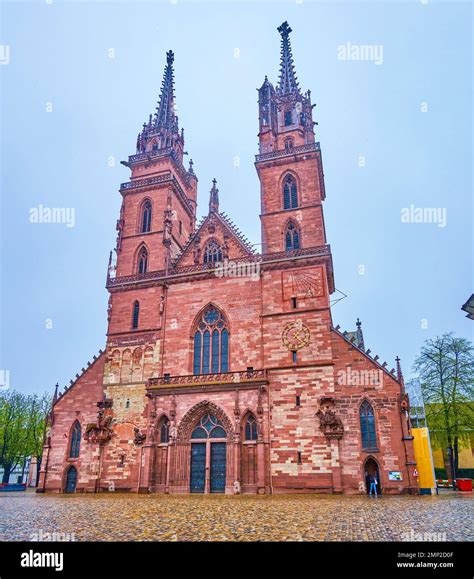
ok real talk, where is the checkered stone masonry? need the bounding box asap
[38,22,416,496]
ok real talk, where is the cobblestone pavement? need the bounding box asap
[1,491,472,542]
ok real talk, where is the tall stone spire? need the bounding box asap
[135,50,183,158]
[154,50,177,130]
[209,178,219,213]
[277,21,300,95]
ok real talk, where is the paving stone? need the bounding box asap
[0,491,472,542]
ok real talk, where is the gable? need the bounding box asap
[173,211,255,268]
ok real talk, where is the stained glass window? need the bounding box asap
[69,421,81,458]
[137,246,148,274]
[244,415,258,441]
[360,400,378,450]
[283,174,298,209]
[285,221,300,251]
[160,417,170,444]
[203,239,223,264]
[193,306,229,375]
[191,414,227,439]
[141,200,152,233]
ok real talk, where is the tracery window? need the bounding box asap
[159,417,170,444]
[191,414,227,439]
[137,246,148,274]
[244,414,258,441]
[69,421,81,458]
[140,200,152,233]
[203,239,223,264]
[360,400,378,450]
[285,221,300,251]
[283,174,298,209]
[284,109,292,126]
[193,306,229,374]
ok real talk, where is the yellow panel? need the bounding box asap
[412,427,436,489]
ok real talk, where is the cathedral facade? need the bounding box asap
[38,22,417,495]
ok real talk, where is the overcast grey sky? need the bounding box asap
[1,0,472,395]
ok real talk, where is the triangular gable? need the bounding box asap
[173,211,255,268]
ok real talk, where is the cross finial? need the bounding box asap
[276,21,300,95]
[209,179,219,213]
[278,21,292,37]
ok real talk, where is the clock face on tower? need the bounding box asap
[282,320,311,351]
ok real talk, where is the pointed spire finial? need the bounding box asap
[53,383,59,404]
[396,356,404,384]
[355,318,365,350]
[154,50,177,130]
[209,178,219,213]
[277,21,300,95]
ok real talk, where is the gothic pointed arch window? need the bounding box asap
[284,137,294,152]
[137,245,148,274]
[193,305,229,375]
[132,300,140,329]
[69,421,81,458]
[140,200,152,233]
[284,109,292,126]
[203,239,223,264]
[283,174,298,209]
[191,414,227,439]
[360,400,378,451]
[159,416,170,444]
[285,221,300,251]
[244,414,258,441]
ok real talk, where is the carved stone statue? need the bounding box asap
[133,427,146,446]
[316,404,344,440]
[84,408,113,445]
[222,241,229,259]
[193,244,201,264]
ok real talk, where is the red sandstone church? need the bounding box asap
[38,22,417,495]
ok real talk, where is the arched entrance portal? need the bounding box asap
[364,457,382,495]
[190,414,227,493]
[64,466,77,493]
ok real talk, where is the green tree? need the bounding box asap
[0,390,51,483]
[413,333,474,480]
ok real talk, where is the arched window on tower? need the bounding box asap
[284,109,292,126]
[69,421,81,458]
[137,246,148,274]
[159,416,170,444]
[132,300,140,329]
[203,239,223,264]
[244,414,258,441]
[193,305,229,375]
[140,200,152,233]
[284,138,294,152]
[360,400,378,451]
[283,174,298,209]
[285,221,300,251]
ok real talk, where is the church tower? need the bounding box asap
[256,21,327,256]
[114,50,198,279]
[107,51,198,337]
